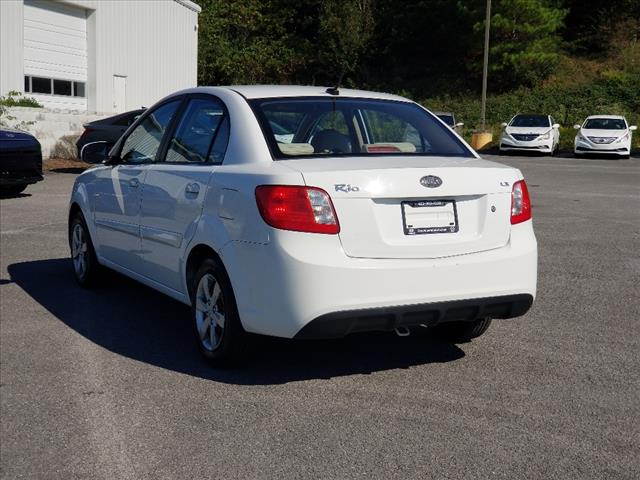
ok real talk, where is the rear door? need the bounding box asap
[139,95,230,292]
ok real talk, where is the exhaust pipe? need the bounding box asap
[394,326,411,337]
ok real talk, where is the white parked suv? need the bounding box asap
[70,86,538,365]
[574,115,636,158]
[499,114,560,155]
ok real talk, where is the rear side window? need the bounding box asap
[251,98,472,159]
[165,98,228,164]
[120,100,181,164]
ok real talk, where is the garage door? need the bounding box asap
[23,0,87,110]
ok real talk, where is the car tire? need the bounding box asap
[69,212,101,287]
[433,318,492,342]
[0,185,27,198]
[191,257,246,366]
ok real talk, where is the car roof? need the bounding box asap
[434,112,453,116]
[182,85,411,102]
[585,115,625,120]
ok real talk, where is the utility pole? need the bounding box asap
[480,0,491,132]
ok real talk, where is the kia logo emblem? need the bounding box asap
[420,175,442,188]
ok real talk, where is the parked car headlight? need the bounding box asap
[576,133,587,142]
[616,133,630,143]
[539,132,551,140]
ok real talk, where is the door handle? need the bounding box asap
[185,183,200,195]
[129,178,140,188]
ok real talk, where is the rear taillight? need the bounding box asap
[510,180,532,225]
[255,185,340,234]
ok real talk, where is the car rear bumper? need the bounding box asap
[222,221,538,339]
[295,294,533,339]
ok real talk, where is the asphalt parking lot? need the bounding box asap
[1,154,639,479]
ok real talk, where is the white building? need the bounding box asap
[0,0,201,113]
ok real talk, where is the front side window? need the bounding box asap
[120,100,181,164]
[165,98,227,164]
[584,118,626,130]
[252,98,472,159]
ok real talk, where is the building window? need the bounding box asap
[31,77,52,94]
[24,75,86,98]
[74,82,85,97]
[53,79,72,96]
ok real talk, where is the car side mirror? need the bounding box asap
[552,123,560,129]
[501,122,508,128]
[455,122,464,128]
[80,141,114,164]
[573,125,581,130]
[629,125,638,131]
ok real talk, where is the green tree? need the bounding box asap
[477,0,567,90]
[562,0,640,55]
[197,0,302,85]
[315,0,374,86]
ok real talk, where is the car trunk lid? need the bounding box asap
[283,156,520,259]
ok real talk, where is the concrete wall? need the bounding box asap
[6,106,110,158]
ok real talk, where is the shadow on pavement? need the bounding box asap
[48,167,87,174]
[7,258,465,385]
[0,192,31,200]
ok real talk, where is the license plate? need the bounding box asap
[401,200,459,235]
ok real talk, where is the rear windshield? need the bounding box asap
[584,118,626,130]
[250,97,473,159]
[509,115,550,128]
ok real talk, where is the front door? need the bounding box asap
[93,99,182,272]
[140,96,230,293]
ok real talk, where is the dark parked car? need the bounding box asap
[76,108,145,156]
[434,112,464,135]
[0,128,43,197]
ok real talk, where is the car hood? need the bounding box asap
[0,129,40,150]
[579,128,628,139]
[0,128,37,141]
[505,126,550,135]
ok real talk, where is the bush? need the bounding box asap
[0,91,42,130]
[0,91,43,108]
[420,72,640,150]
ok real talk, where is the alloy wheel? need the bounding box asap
[71,223,88,279]
[194,273,226,351]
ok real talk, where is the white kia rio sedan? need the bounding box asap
[499,114,560,155]
[69,86,537,365]
[574,115,636,158]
